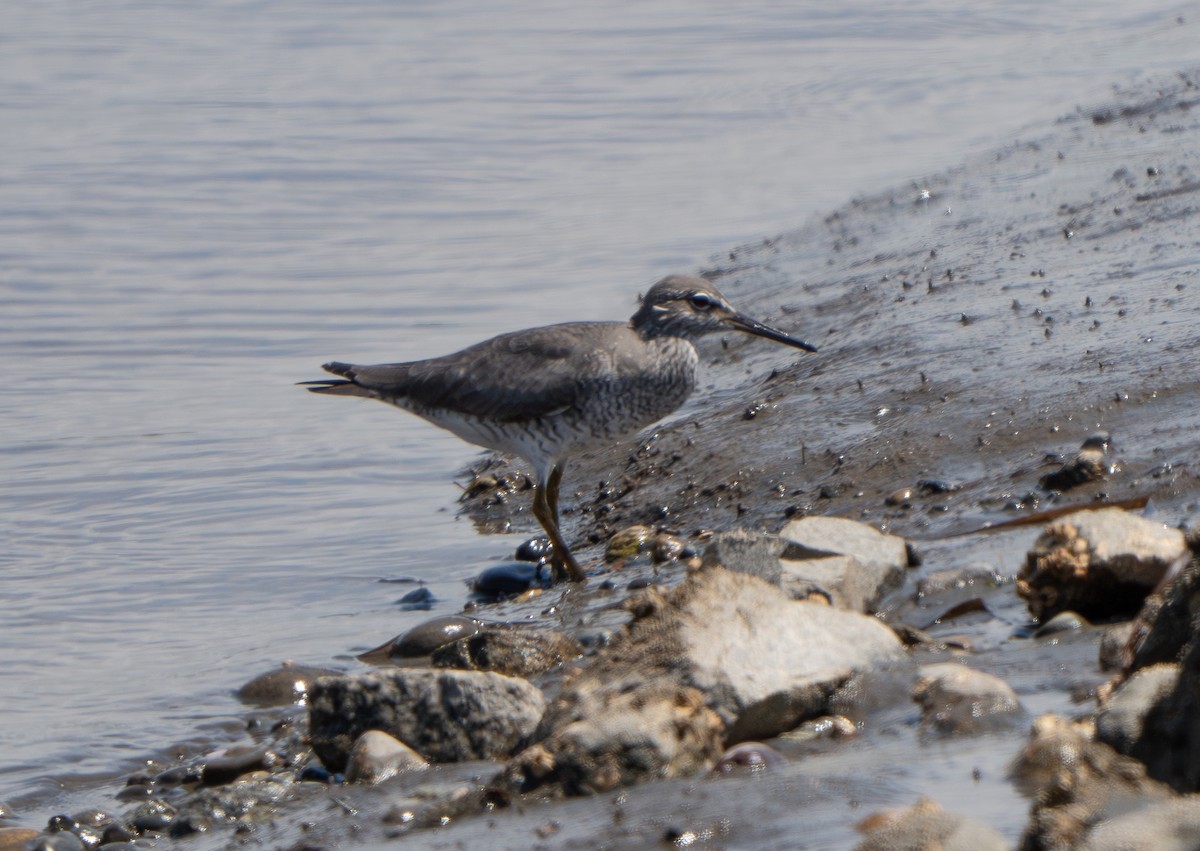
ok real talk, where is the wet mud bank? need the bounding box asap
[8,69,1200,850]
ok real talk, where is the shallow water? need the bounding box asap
[1,0,1195,819]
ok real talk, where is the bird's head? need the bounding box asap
[631,275,817,352]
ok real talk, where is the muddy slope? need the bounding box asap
[468,70,1200,557]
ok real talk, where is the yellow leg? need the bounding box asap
[532,463,585,583]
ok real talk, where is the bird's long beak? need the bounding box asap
[726,313,818,353]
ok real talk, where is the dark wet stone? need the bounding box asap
[129,800,175,833]
[298,760,333,784]
[915,479,958,496]
[385,615,484,661]
[431,626,583,678]
[515,536,554,564]
[200,744,274,786]
[713,741,785,774]
[236,663,342,707]
[395,586,436,610]
[651,532,692,563]
[100,823,135,845]
[70,827,101,851]
[113,784,152,803]
[884,487,913,508]
[470,562,546,598]
[45,816,76,833]
[68,812,111,831]
[168,812,213,837]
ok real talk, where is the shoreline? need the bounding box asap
[6,65,1200,849]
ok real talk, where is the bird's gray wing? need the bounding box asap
[309,322,624,422]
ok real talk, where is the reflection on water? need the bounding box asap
[0,0,1193,815]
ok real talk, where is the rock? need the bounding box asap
[431,626,583,678]
[395,587,436,610]
[1013,714,1172,849]
[1121,550,1200,674]
[308,668,545,771]
[777,516,908,612]
[344,730,428,784]
[27,832,84,851]
[1033,610,1088,637]
[702,518,908,612]
[1116,636,1200,791]
[1095,663,1180,756]
[1070,549,1200,793]
[916,564,1000,598]
[1039,433,1113,492]
[200,744,275,786]
[781,714,858,743]
[470,562,546,598]
[236,663,341,707]
[166,778,288,835]
[913,664,1022,735]
[651,532,692,564]
[129,800,176,833]
[1018,508,1187,622]
[502,566,902,796]
[854,798,1007,851]
[1099,620,1137,671]
[701,529,784,585]
[514,536,554,564]
[358,615,483,664]
[503,681,723,796]
[1081,796,1200,850]
[667,566,904,739]
[0,828,41,851]
[605,525,655,562]
[712,741,786,774]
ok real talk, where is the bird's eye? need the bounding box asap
[688,293,716,311]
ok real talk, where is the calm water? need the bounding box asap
[1,0,1194,815]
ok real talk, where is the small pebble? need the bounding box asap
[650,533,692,563]
[605,525,655,562]
[1033,611,1088,637]
[515,536,554,564]
[713,741,786,774]
[394,587,435,610]
[470,562,546,598]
